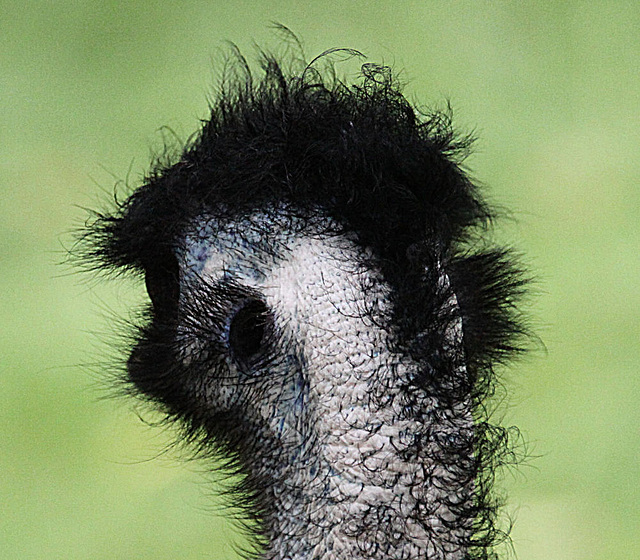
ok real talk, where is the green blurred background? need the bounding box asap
[2,2,638,559]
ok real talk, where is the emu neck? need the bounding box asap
[258,378,473,560]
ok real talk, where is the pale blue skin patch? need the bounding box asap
[181,215,287,284]
[178,211,310,437]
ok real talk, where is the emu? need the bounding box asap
[81,50,526,560]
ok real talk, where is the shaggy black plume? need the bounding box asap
[80,47,528,560]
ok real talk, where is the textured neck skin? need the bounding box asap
[174,209,474,560]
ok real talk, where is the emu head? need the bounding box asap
[82,54,525,560]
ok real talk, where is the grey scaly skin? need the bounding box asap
[80,50,526,560]
[170,210,472,559]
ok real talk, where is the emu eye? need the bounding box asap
[227,298,272,368]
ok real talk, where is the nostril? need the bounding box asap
[226,297,272,369]
[144,252,180,315]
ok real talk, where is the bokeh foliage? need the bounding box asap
[1,2,638,559]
